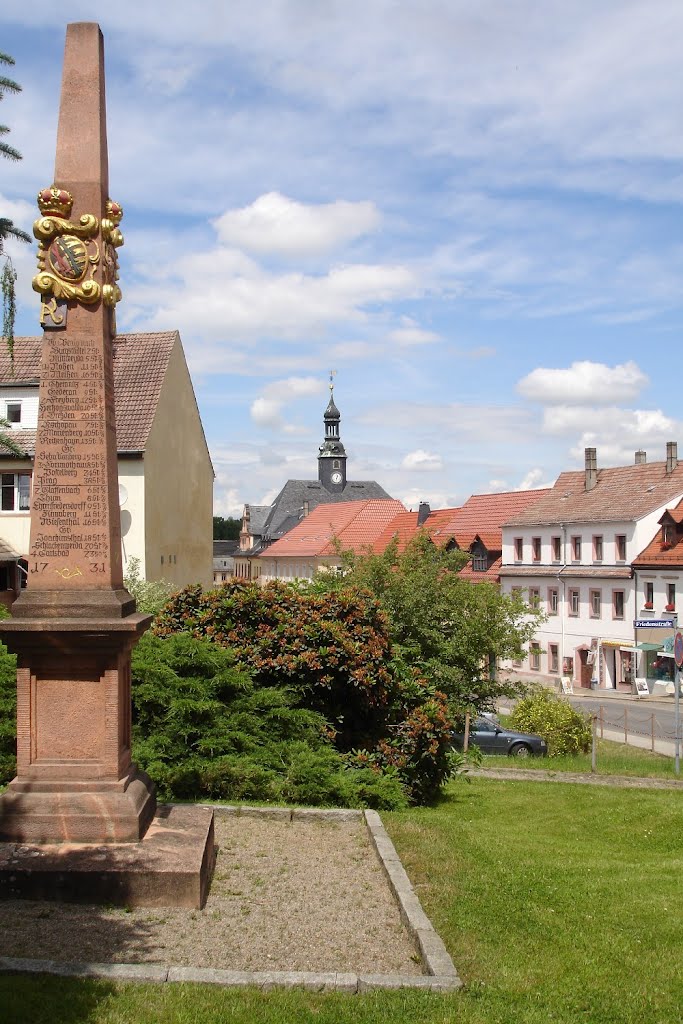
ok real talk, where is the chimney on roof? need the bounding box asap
[302,500,310,518]
[635,450,647,465]
[666,441,678,475]
[417,502,431,526]
[584,447,598,491]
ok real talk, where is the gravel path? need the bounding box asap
[0,815,421,975]
[471,767,683,789]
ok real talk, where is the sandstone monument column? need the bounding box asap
[0,23,155,844]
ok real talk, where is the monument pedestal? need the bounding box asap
[0,612,156,845]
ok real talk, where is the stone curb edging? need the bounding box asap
[363,809,462,988]
[0,804,461,995]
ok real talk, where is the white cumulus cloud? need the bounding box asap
[213,192,381,258]
[402,449,443,471]
[517,360,648,406]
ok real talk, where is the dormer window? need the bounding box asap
[5,402,20,424]
[472,552,488,572]
[663,524,673,546]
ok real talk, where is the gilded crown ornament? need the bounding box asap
[101,198,124,309]
[37,186,73,218]
[32,183,101,306]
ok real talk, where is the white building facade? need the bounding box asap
[500,446,683,692]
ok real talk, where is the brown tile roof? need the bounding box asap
[505,460,683,526]
[0,333,178,454]
[633,496,683,568]
[260,499,406,558]
[431,489,550,548]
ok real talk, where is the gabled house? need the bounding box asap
[431,489,550,584]
[500,445,683,691]
[0,332,214,605]
[213,539,239,584]
[257,499,406,582]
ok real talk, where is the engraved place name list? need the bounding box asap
[28,331,116,586]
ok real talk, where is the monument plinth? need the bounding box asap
[0,22,214,904]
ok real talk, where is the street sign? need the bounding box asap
[634,619,676,628]
[675,632,683,669]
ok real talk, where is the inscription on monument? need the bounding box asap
[29,331,114,583]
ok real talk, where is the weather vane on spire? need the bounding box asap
[329,369,337,392]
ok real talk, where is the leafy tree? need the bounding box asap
[213,515,241,540]
[1,52,31,356]
[123,556,177,616]
[311,532,543,716]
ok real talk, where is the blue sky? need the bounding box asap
[3,1,683,517]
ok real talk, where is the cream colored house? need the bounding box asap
[0,332,214,605]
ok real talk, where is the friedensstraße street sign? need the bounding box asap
[634,619,676,628]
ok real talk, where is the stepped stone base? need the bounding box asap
[0,768,157,845]
[0,804,215,909]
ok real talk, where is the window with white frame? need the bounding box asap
[644,581,654,608]
[1,473,30,511]
[667,583,676,610]
[5,402,21,424]
[547,587,559,615]
[589,589,601,618]
[571,535,582,561]
[613,590,625,620]
[615,534,626,561]
[551,535,562,562]
[528,587,540,609]
[549,643,559,674]
[593,535,603,562]
[568,588,580,616]
[531,537,541,562]
[514,537,523,561]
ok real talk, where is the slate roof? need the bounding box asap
[504,460,683,526]
[261,499,406,557]
[0,332,179,455]
[243,504,271,537]
[260,478,393,544]
[213,540,239,557]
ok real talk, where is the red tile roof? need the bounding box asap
[0,333,178,454]
[260,499,406,558]
[371,507,460,555]
[633,496,683,568]
[505,460,683,526]
[430,489,550,549]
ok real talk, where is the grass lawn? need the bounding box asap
[482,737,680,778]
[3,778,683,1024]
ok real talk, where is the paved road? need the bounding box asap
[567,695,678,743]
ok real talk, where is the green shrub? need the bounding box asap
[131,631,407,809]
[509,687,591,756]
[154,580,455,803]
[0,642,16,786]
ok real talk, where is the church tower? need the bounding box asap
[318,372,347,492]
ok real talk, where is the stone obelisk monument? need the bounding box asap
[0,23,156,845]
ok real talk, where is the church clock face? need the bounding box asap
[331,471,342,484]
